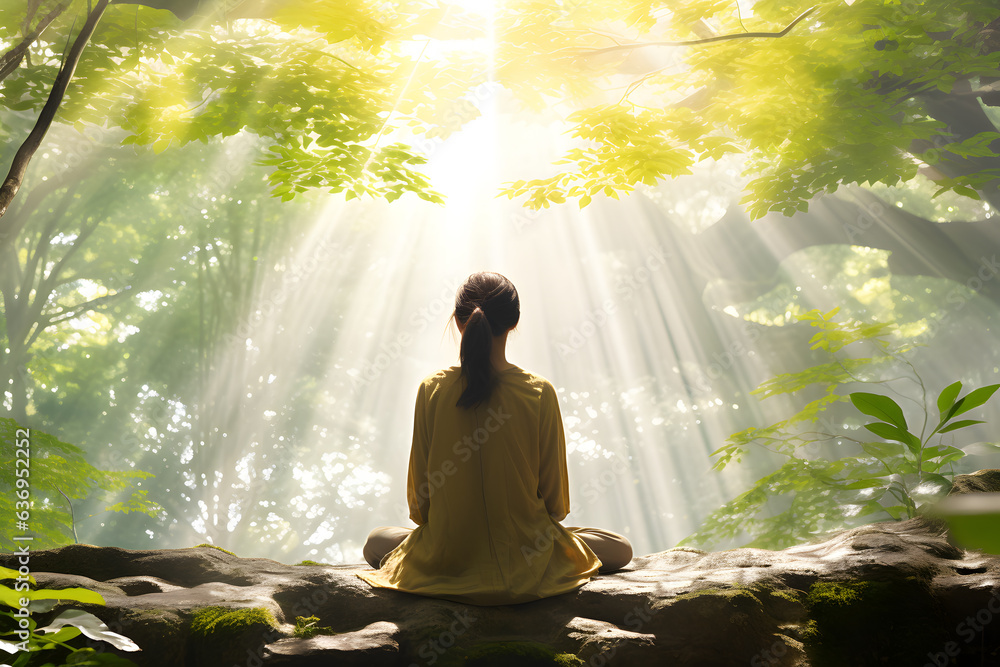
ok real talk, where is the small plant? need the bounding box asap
[0,566,140,665]
[683,308,1000,550]
[292,616,337,639]
[846,380,998,518]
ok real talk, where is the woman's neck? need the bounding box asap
[491,330,513,370]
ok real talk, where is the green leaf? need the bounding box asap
[860,441,903,462]
[29,587,105,606]
[0,583,27,609]
[938,419,985,434]
[921,445,965,466]
[841,478,887,490]
[936,381,962,418]
[851,392,908,430]
[36,625,82,645]
[917,472,952,493]
[949,384,1000,419]
[0,566,33,584]
[863,422,921,452]
[883,505,908,520]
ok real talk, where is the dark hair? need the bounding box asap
[453,272,520,408]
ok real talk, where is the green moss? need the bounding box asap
[440,641,582,667]
[802,578,946,666]
[191,543,237,556]
[672,582,783,604]
[187,606,279,667]
[769,587,802,604]
[293,615,339,639]
[190,606,277,639]
[294,559,330,566]
[673,585,747,602]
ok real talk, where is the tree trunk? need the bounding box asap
[698,190,1000,307]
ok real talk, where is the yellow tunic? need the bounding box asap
[356,365,601,605]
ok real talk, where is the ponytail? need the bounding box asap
[457,306,494,408]
[453,272,520,409]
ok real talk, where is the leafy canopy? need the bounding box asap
[497,0,1000,216]
[0,0,448,206]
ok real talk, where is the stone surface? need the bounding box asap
[3,470,1000,666]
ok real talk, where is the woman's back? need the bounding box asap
[356,365,602,605]
[357,271,630,604]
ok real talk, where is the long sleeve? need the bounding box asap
[406,382,431,525]
[537,381,570,522]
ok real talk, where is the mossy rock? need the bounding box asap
[191,543,237,556]
[439,640,583,667]
[187,606,280,666]
[672,582,803,624]
[802,578,946,666]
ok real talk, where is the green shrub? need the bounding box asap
[684,309,1000,550]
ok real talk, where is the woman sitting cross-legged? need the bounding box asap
[356,271,632,606]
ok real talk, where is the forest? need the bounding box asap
[2,0,1000,573]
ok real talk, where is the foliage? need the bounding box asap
[0,0,445,207]
[497,0,1000,216]
[5,0,1000,565]
[0,121,388,555]
[0,566,140,666]
[292,616,337,639]
[0,419,160,549]
[7,0,1000,215]
[682,308,1000,550]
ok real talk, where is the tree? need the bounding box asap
[498,0,1000,216]
[0,0,443,222]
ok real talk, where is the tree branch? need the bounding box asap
[0,2,70,82]
[24,215,102,341]
[578,6,817,58]
[0,0,111,221]
[38,214,101,294]
[21,186,78,303]
[46,288,132,326]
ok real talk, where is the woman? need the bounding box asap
[357,272,632,605]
